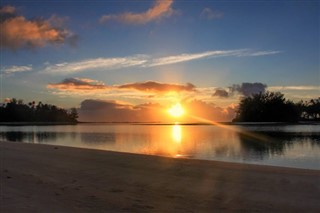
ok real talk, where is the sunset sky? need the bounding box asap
[1,0,319,122]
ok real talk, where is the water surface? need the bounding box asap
[1,124,319,170]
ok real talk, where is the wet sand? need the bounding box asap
[1,141,320,212]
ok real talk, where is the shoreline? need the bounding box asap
[1,121,319,126]
[1,141,320,212]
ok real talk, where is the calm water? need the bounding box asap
[1,124,319,170]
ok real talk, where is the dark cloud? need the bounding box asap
[47,78,109,91]
[117,81,196,93]
[230,82,267,96]
[0,5,76,50]
[79,99,136,122]
[213,88,229,98]
[80,99,132,110]
[78,98,237,122]
[78,99,165,122]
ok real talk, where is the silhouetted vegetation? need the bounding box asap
[296,98,320,121]
[0,98,78,123]
[233,92,320,122]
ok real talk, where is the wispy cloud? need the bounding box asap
[1,65,33,75]
[200,8,223,20]
[239,50,282,57]
[0,5,76,50]
[269,86,320,91]
[100,0,174,25]
[43,49,281,74]
[268,85,320,101]
[45,55,148,74]
[146,49,246,67]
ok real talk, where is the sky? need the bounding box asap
[1,0,319,122]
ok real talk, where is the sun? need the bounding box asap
[168,103,185,118]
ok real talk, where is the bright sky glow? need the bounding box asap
[168,103,185,118]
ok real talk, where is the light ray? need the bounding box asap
[188,115,271,142]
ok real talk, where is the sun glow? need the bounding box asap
[168,103,185,117]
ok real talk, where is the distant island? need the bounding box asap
[233,91,320,122]
[0,99,78,123]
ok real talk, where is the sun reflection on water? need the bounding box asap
[172,123,182,143]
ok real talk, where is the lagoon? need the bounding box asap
[1,123,319,170]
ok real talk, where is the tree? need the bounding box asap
[233,92,300,122]
[300,98,320,120]
[0,99,78,123]
[69,108,79,122]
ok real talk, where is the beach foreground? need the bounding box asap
[1,141,319,212]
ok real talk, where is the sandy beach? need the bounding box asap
[1,141,319,212]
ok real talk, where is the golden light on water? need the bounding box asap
[172,124,182,143]
[168,103,185,118]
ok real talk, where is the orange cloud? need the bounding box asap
[48,79,196,95]
[100,0,174,24]
[0,5,76,50]
[117,81,196,93]
[183,99,237,122]
[47,78,109,91]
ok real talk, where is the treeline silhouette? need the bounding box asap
[0,99,78,123]
[233,92,320,122]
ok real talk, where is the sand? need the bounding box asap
[1,141,319,212]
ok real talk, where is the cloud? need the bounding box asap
[45,55,148,74]
[212,88,229,98]
[78,99,166,122]
[146,50,244,67]
[78,98,237,122]
[42,49,281,74]
[47,78,109,91]
[200,8,223,20]
[269,86,320,91]
[0,5,76,50]
[211,83,268,98]
[239,50,282,57]
[183,99,237,122]
[117,81,196,93]
[0,5,16,14]
[79,99,135,122]
[2,65,33,75]
[230,82,267,96]
[145,49,281,67]
[100,0,174,24]
[268,85,320,101]
[80,99,132,110]
[47,78,196,99]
